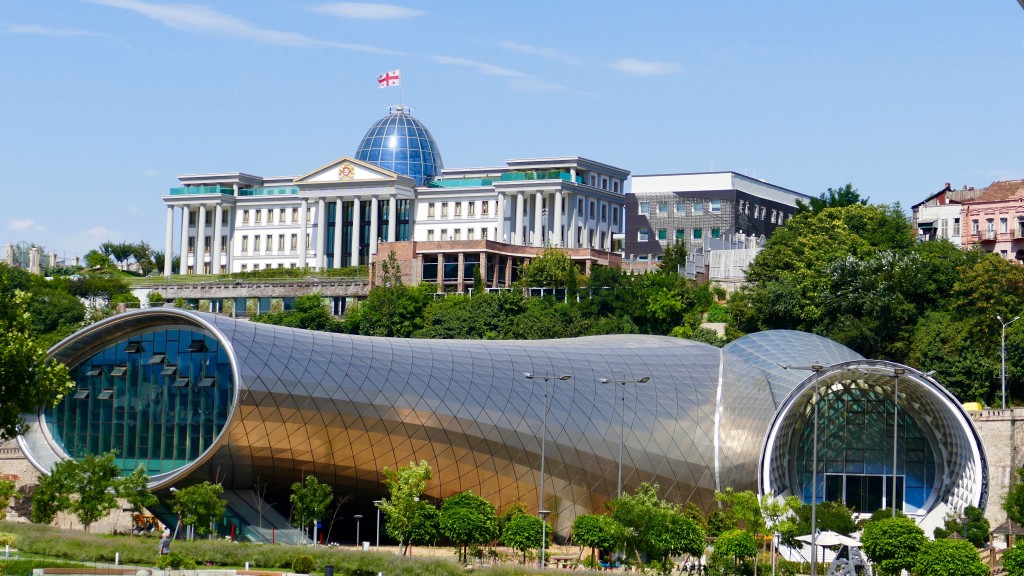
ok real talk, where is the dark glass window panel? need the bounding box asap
[110,366,127,377]
[97,390,114,400]
[148,354,165,364]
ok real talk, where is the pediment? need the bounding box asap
[294,157,399,185]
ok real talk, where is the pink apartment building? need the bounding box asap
[960,180,1024,261]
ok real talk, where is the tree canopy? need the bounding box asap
[378,460,432,555]
[861,516,926,576]
[439,491,498,563]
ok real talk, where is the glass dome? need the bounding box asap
[355,106,443,186]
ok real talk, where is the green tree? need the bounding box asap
[518,248,580,290]
[407,504,441,548]
[0,268,74,439]
[659,240,687,275]
[119,466,157,536]
[438,491,498,564]
[0,479,16,521]
[933,506,989,548]
[377,460,432,555]
[572,514,619,566]
[83,250,111,269]
[608,482,705,570]
[912,538,988,576]
[1005,468,1024,528]
[289,475,334,540]
[30,458,77,525]
[502,513,549,564]
[711,528,757,565]
[1004,543,1024,576]
[253,293,343,331]
[170,481,227,539]
[795,183,869,215]
[861,516,926,576]
[73,452,121,531]
[781,500,857,547]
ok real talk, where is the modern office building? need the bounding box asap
[163,106,627,289]
[624,172,808,262]
[20,308,986,537]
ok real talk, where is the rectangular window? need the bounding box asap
[441,203,449,217]
[279,208,285,223]
[601,204,608,222]
[613,181,619,193]
[613,207,619,225]
[693,229,703,240]
[278,235,285,251]
[711,199,721,213]
[467,229,474,240]
[290,234,297,251]
[242,210,249,224]
[441,228,448,240]
[971,219,979,233]
[675,229,685,241]
[481,201,489,216]
[455,202,462,217]
[639,202,650,215]
[482,228,488,240]
[602,177,608,190]
[241,236,248,253]
[589,202,596,219]
[712,228,721,239]
[590,175,597,186]
[454,229,461,241]
[694,201,704,213]
[222,210,229,224]
[1001,217,1009,233]
[265,235,272,253]
[204,236,211,253]
[658,229,667,241]
[221,235,227,251]
[254,210,262,224]
[939,219,948,238]
[953,218,961,236]
[468,202,475,216]
[427,230,435,241]
[253,263,259,270]
[638,229,649,242]
[658,202,668,214]
[676,201,685,213]
[987,219,995,232]
[292,208,299,223]
[268,210,275,224]
[428,203,436,218]
[578,198,585,211]
[254,236,261,252]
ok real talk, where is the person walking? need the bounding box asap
[158,530,171,556]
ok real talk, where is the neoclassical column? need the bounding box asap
[195,204,207,273]
[436,254,443,291]
[495,193,506,242]
[351,197,361,267]
[316,198,327,269]
[164,206,174,276]
[533,191,544,247]
[387,197,397,242]
[514,192,525,245]
[580,194,590,248]
[370,196,380,255]
[212,204,223,274]
[179,205,189,275]
[298,199,309,268]
[554,190,564,247]
[334,198,343,268]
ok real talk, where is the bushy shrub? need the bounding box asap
[157,552,194,570]
[292,555,315,574]
[0,533,17,547]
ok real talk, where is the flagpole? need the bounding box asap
[399,68,403,107]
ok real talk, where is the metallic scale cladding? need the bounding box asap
[20,309,986,534]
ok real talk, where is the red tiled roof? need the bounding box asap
[973,180,1024,202]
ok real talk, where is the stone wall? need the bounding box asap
[971,408,1024,527]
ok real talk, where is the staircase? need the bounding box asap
[221,489,311,545]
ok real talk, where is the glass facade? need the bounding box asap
[26,310,986,536]
[44,328,234,477]
[354,107,443,186]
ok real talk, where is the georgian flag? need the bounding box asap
[377,69,400,88]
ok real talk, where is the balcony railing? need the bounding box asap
[169,186,233,196]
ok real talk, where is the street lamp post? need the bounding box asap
[892,368,905,517]
[373,500,383,549]
[999,315,1020,410]
[524,372,571,569]
[782,363,824,576]
[353,514,363,547]
[599,376,650,498]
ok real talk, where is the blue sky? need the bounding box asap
[3,1,1024,259]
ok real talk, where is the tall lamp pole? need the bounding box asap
[353,514,363,546]
[599,376,650,498]
[524,372,571,569]
[783,364,824,576]
[999,315,1020,410]
[373,500,383,549]
[892,368,905,517]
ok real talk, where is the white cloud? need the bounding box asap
[430,55,529,78]
[142,169,160,177]
[311,3,424,19]
[611,58,681,76]
[5,24,98,37]
[498,41,580,65]
[507,77,570,93]
[70,226,121,249]
[7,219,43,232]
[87,0,399,54]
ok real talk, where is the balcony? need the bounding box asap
[169,186,233,196]
[238,186,299,196]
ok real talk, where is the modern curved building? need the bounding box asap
[20,309,987,535]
